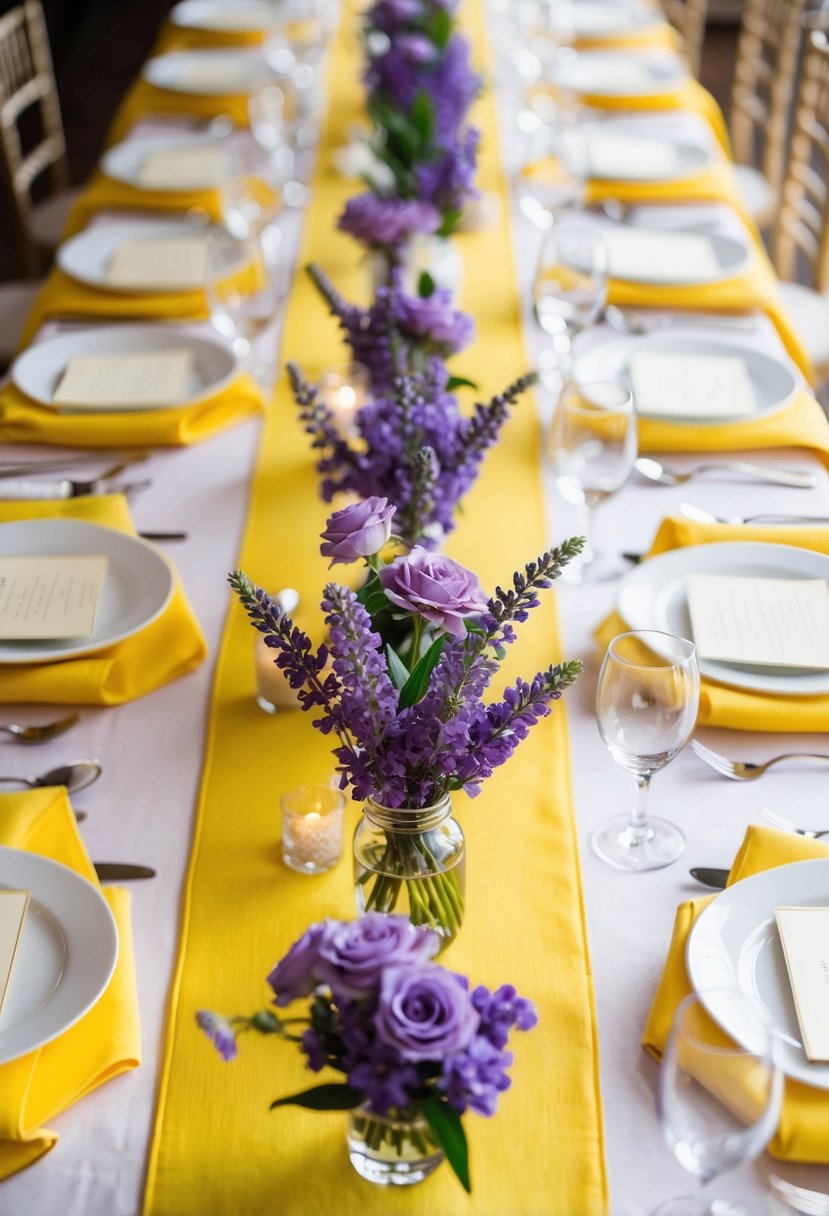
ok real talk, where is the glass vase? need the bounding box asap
[353,794,465,948]
[346,1105,444,1187]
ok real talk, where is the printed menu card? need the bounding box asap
[687,574,829,669]
[0,890,29,1019]
[137,145,229,191]
[0,556,108,639]
[106,237,208,291]
[776,907,829,1062]
[53,350,193,410]
[630,351,755,418]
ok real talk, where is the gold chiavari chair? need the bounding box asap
[774,29,829,383]
[730,0,807,229]
[661,0,709,78]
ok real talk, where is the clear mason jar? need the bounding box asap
[346,1104,444,1187]
[353,794,465,948]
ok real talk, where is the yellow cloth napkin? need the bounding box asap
[0,370,264,448]
[0,787,141,1178]
[154,21,266,53]
[0,495,207,704]
[596,516,829,732]
[643,824,829,1162]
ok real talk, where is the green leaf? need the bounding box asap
[410,90,434,149]
[436,208,463,238]
[418,270,436,298]
[356,572,381,605]
[271,1083,361,1112]
[494,645,507,661]
[446,375,479,392]
[463,619,486,635]
[363,588,391,618]
[421,1095,471,1193]
[429,8,452,48]
[398,636,445,709]
[385,644,410,691]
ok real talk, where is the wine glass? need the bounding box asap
[655,989,783,1216]
[548,379,636,581]
[533,224,607,377]
[593,630,699,870]
[517,108,588,230]
[206,225,283,384]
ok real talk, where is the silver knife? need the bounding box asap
[93,862,156,882]
[689,867,729,889]
[0,478,150,500]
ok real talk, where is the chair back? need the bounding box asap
[0,0,67,276]
[661,0,709,77]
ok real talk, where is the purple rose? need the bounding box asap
[266,921,329,1007]
[320,497,396,566]
[317,914,439,1000]
[396,33,435,63]
[394,287,475,352]
[378,546,488,639]
[338,193,440,249]
[375,965,480,1061]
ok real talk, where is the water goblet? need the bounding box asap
[548,379,636,580]
[655,989,783,1216]
[533,224,607,376]
[206,225,283,383]
[517,108,588,229]
[592,630,699,870]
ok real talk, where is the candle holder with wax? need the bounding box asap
[317,362,369,439]
[280,785,345,874]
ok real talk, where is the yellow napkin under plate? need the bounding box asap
[643,824,829,1163]
[0,787,141,1179]
[106,80,253,148]
[595,516,829,732]
[0,495,207,704]
[0,370,264,448]
[154,21,266,52]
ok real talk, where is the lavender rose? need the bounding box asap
[266,921,329,1007]
[338,193,440,249]
[320,497,396,566]
[379,546,488,639]
[395,286,474,352]
[375,965,480,1061]
[317,913,439,1000]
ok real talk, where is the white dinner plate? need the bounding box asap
[101,133,230,191]
[56,220,242,295]
[0,846,118,1065]
[603,227,751,286]
[573,334,799,424]
[0,520,174,663]
[144,50,279,96]
[170,0,277,32]
[569,1,664,38]
[548,50,687,97]
[687,859,829,1091]
[580,130,712,182]
[12,325,238,412]
[616,541,829,696]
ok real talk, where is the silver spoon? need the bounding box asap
[635,457,816,489]
[680,502,829,527]
[605,304,758,334]
[0,759,102,792]
[0,712,80,744]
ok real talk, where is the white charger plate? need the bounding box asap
[56,220,242,295]
[687,859,829,1091]
[12,325,238,412]
[549,50,687,97]
[616,541,829,695]
[0,846,118,1065]
[144,50,279,96]
[0,519,174,664]
[573,333,799,424]
[101,133,230,192]
[569,1,664,37]
[170,0,277,32]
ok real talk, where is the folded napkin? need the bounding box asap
[61,172,279,241]
[0,787,141,1178]
[584,161,754,228]
[0,369,264,448]
[644,824,829,1163]
[595,516,829,732]
[574,24,677,52]
[0,495,207,704]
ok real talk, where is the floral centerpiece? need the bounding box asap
[230,500,583,944]
[197,914,537,1190]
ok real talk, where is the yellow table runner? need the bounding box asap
[142,3,607,1215]
[0,787,141,1178]
[596,516,829,732]
[644,825,829,1162]
[0,495,207,704]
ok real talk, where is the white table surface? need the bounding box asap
[2,11,829,1216]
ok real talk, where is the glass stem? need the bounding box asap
[694,1175,717,1216]
[577,500,594,565]
[629,773,652,841]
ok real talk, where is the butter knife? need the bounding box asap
[93,862,156,882]
[0,477,150,500]
[689,867,729,889]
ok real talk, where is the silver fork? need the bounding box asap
[690,739,829,780]
[761,807,829,839]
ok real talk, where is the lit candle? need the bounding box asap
[318,363,370,439]
[281,786,345,874]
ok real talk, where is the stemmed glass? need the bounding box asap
[655,990,783,1216]
[533,224,607,378]
[206,225,283,385]
[518,109,588,231]
[593,630,699,870]
[548,379,636,581]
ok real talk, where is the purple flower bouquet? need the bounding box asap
[197,914,538,1190]
[230,500,583,943]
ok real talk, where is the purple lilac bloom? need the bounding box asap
[394,282,474,349]
[416,125,480,215]
[396,33,435,63]
[266,921,330,1007]
[379,546,487,640]
[376,964,480,1061]
[347,1035,422,1113]
[338,194,440,250]
[439,1034,514,1116]
[317,914,439,1001]
[196,1010,238,1062]
[319,497,396,566]
[472,984,539,1049]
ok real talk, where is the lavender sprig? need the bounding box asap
[463,371,538,456]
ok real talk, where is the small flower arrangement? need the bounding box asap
[197,914,537,1191]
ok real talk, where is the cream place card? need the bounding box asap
[0,556,108,639]
[0,890,29,1019]
[605,229,721,282]
[136,145,229,191]
[53,349,193,411]
[181,59,251,94]
[586,132,679,180]
[630,351,755,418]
[687,574,829,669]
[105,237,208,291]
[775,907,829,1062]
